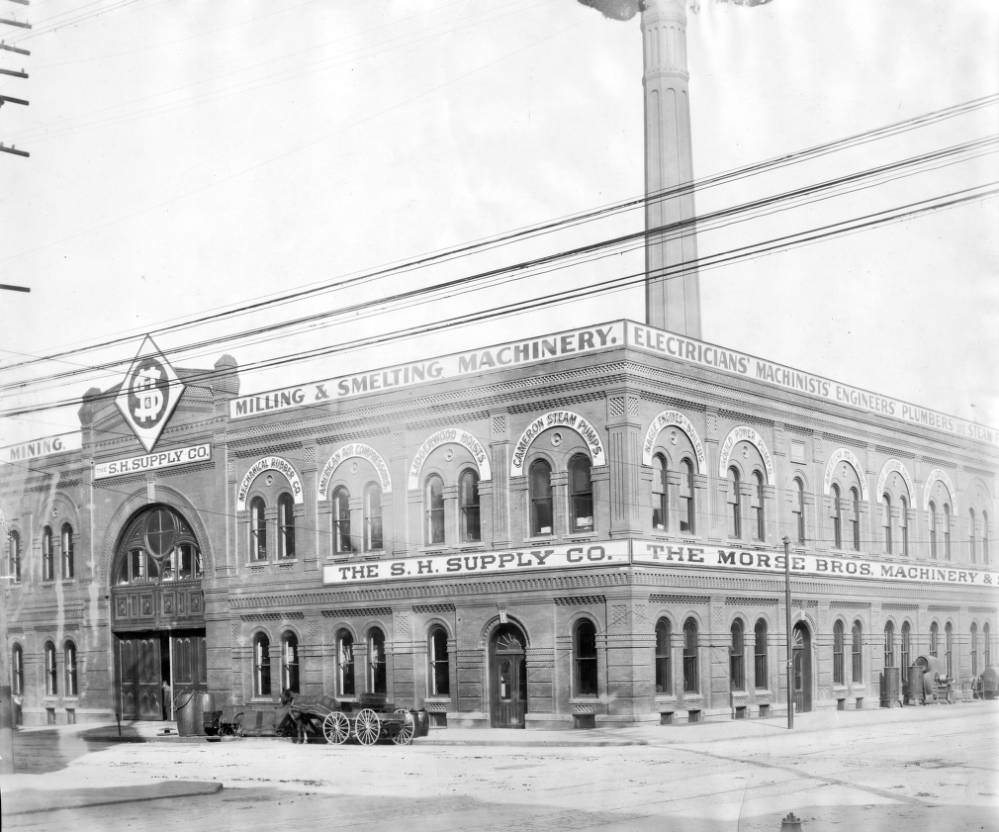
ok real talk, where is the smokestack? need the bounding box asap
[642,0,701,337]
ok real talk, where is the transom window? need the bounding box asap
[115,506,202,584]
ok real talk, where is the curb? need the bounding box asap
[1,780,223,816]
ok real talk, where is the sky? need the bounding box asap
[0,0,997,449]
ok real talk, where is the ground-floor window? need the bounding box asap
[253,633,271,697]
[683,618,699,693]
[429,626,450,696]
[64,640,78,696]
[754,619,768,689]
[45,641,57,696]
[336,630,355,697]
[368,628,387,695]
[833,620,845,685]
[282,632,299,694]
[574,619,598,696]
[729,619,745,690]
[654,618,671,694]
[851,621,863,683]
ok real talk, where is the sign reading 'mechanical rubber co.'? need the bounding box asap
[322,538,999,587]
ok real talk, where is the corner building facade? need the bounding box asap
[3,319,998,730]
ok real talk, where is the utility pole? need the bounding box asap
[783,535,794,730]
[1,0,30,158]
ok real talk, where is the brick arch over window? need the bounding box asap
[641,410,705,471]
[510,410,605,476]
[823,448,869,501]
[236,456,304,511]
[318,443,392,500]
[875,460,915,506]
[922,468,957,514]
[717,426,775,483]
[407,428,491,490]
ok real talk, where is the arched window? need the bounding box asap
[368,628,386,694]
[250,497,267,561]
[882,495,892,554]
[751,471,765,542]
[42,525,54,581]
[332,487,351,554]
[929,621,939,657]
[7,530,21,583]
[792,478,805,545]
[971,623,979,678]
[364,483,383,551]
[943,503,951,561]
[970,509,977,563]
[651,454,668,531]
[832,620,845,685]
[569,454,593,532]
[529,459,553,537]
[831,484,842,549]
[45,640,57,696]
[683,618,699,693]
[899,496,909,556]
[901,622,911,690]
[64,640,78,696]
[984,512,991,564]
[425,474,445,545]
[459,470,480,543]
[850,487,861,551]
[574,619,598,696]
[277,494,295,559]
[883,621,895,669]
[679,458,695,533]
[729,619,745,690]
[754,619,768,689]
[985,623,992,667]
[114,506,202,585]
[12,643,23,696]
[929,501,938,559]
[727,467,741,539]
[851,621,863,683]
[945,621,953,678]
[654,618,671,694]
[253,633,271,697]
[428,626,450,697]
[281,632,299,694]
[336,630,355,697]
[61,523,74,579]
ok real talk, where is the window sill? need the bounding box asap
[522,535,555,544]
[566,532,598,542]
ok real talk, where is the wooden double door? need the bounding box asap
[117,630,206,721]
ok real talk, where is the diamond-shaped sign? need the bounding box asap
[115,335,185,453]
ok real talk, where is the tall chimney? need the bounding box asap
[642,0,701,337]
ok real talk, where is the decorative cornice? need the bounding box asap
[554,595,606,606]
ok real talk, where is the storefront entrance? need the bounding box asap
[792,621,812,713]
[117,630,207,721]
[489,623,527,728]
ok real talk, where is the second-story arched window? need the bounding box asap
[899,496,910,556]
[751,471,765,541]
[459,470,480,543]
[943,503,952,561]
[529,459,553,537]
[332,486,351,554]
[250,497,267,561]
[850,488,861,551]
[792,478,805,544]
[42,526,54,581]
[569,454,593,533]
[929,501,938,559]
[882,495,892,554]
[679,458,695,533]
[727,468,742,539]
[652,454,668,531]
[364,483,383,551]
[277,494,295,559]
[425,475,445,546]
[831,484,843,549]
[970,508,977,563]
[61,523,74,579]
[985,512,991,564]
[8,530,21,583]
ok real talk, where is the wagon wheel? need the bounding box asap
[354,708,381,745]
[392,708,415,746]
[322,711,350,745]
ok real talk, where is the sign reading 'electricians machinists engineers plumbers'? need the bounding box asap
[323,539,999,588]
[230,320,998,447]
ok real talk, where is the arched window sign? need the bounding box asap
[407,427,491,490]
[875,459,915,505]
[641,410,705,470]
[717,426,775,484]
[318,443,392,499]
[823,448,870,502]
[510,411,605,477]
[236,456,304,511]
[923,468,958,514]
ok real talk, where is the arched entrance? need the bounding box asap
[110,505,207,728]
[489,623,527,728]
[792,621,812,713]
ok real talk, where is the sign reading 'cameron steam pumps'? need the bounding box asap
[322,538,999,588]
[115,335,186,453]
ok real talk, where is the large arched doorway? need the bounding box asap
[489,623,527,728]
[110,505,207,726]
[792,621,813,713]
